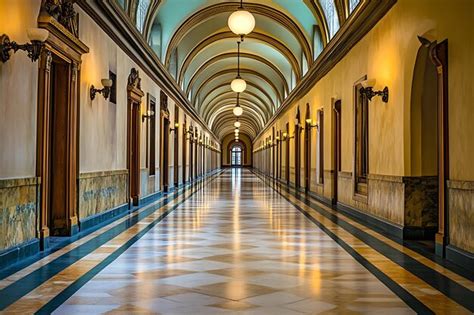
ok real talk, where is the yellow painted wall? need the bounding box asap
[255,0,474,182]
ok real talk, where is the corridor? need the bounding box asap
[0,169,472,314]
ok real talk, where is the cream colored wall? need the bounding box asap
[255,0,474,182]
[0,0,41,178]
[0,2,220,186]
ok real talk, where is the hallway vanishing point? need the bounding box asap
[0,169,472,314]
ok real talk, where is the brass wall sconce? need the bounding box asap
[90,79,113,100]
[305,118,319,130]
[142,110,155,122]
[170,122,179,132]
[359,79,389,103]
[1,28,49,63]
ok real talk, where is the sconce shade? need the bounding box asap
[231,78,246,93]
[361,78,376,88]
[174,122,179,128]
[283,132,288,138]
[101,79,113,88]
[306,118,312,124]
[228,10,255,36]
[27,28,49,42]
[234,121,241,128]
[233,105,243,116]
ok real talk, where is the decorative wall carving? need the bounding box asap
[127,67,142,89]
[42,0,79,37]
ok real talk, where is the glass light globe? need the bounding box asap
[233,106,243,116]
[228,10,256,36]
[231,78,247,93]
[234,121,241,128]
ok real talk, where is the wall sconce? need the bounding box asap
[90,79,113,100]
[170,122,179,132]
[1,28,49,63]
[360,79,389,103]
[142,110,155,122]
[282,132,288,140]
[305,118,319,130]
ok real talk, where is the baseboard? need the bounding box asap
[307,191,333,208]
[79,203,130,232]
[0,239,40,270]
[336,202,404,239]
[446,245,474,272]
[402,226,437,240]
[140,190,163,204]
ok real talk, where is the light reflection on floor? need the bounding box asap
[54,168,413,314]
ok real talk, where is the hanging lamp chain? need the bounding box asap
[239,0,243,9]
[237,41,241,77]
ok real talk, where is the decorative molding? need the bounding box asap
[42,0,79,37]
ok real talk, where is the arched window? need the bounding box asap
[231,146,242,166]
[136,0,150,33]
[349,0,361,13]
[319,0,340,39]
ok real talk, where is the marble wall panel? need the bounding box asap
[448,180,474,253]
[78,170,128,220]
[368,174,404,225]
[0,178,38,251]
[403,176,438,227]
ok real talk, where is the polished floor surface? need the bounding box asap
[0,169,473,314]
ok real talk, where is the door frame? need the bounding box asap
[426,39,449,256]
[36,11,89,247]
[127,68,144,206]
[160,92,170,192]
[304,103,311,192]
[332,100,342,204]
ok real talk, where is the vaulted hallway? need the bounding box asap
[0,169,472,314]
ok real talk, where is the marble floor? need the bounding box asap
[0,169,472,314]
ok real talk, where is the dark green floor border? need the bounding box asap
[252,169,474,314]
[0,169,224,311]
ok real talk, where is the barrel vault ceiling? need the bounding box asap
[116,0,361,140]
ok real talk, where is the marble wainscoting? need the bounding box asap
[289,166,296,186]
[448,180,474,254]
[337,171,369,212]
[0,177,39,264]
[140,168,160,197]
[367,174,404,226]
[309,168,324,198]
[403,176,438,228]
[78,170,128,221]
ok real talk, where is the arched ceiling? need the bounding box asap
[118,0,359,141]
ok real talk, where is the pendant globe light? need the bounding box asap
[233,93,243,116]
[234,120,241,128]
[231,41,246,93]
[228,0,256,39]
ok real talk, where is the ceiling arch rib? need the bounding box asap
[204,98,269,126]
[163,2,313,69]
[201,90,273,122]
[198,82,276,114]
[208,104,266,132]
[190,69,284,109]
[181,52,290,95]
[213,116,260,139]
[187,64,286,109]
[178,31,301,85]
